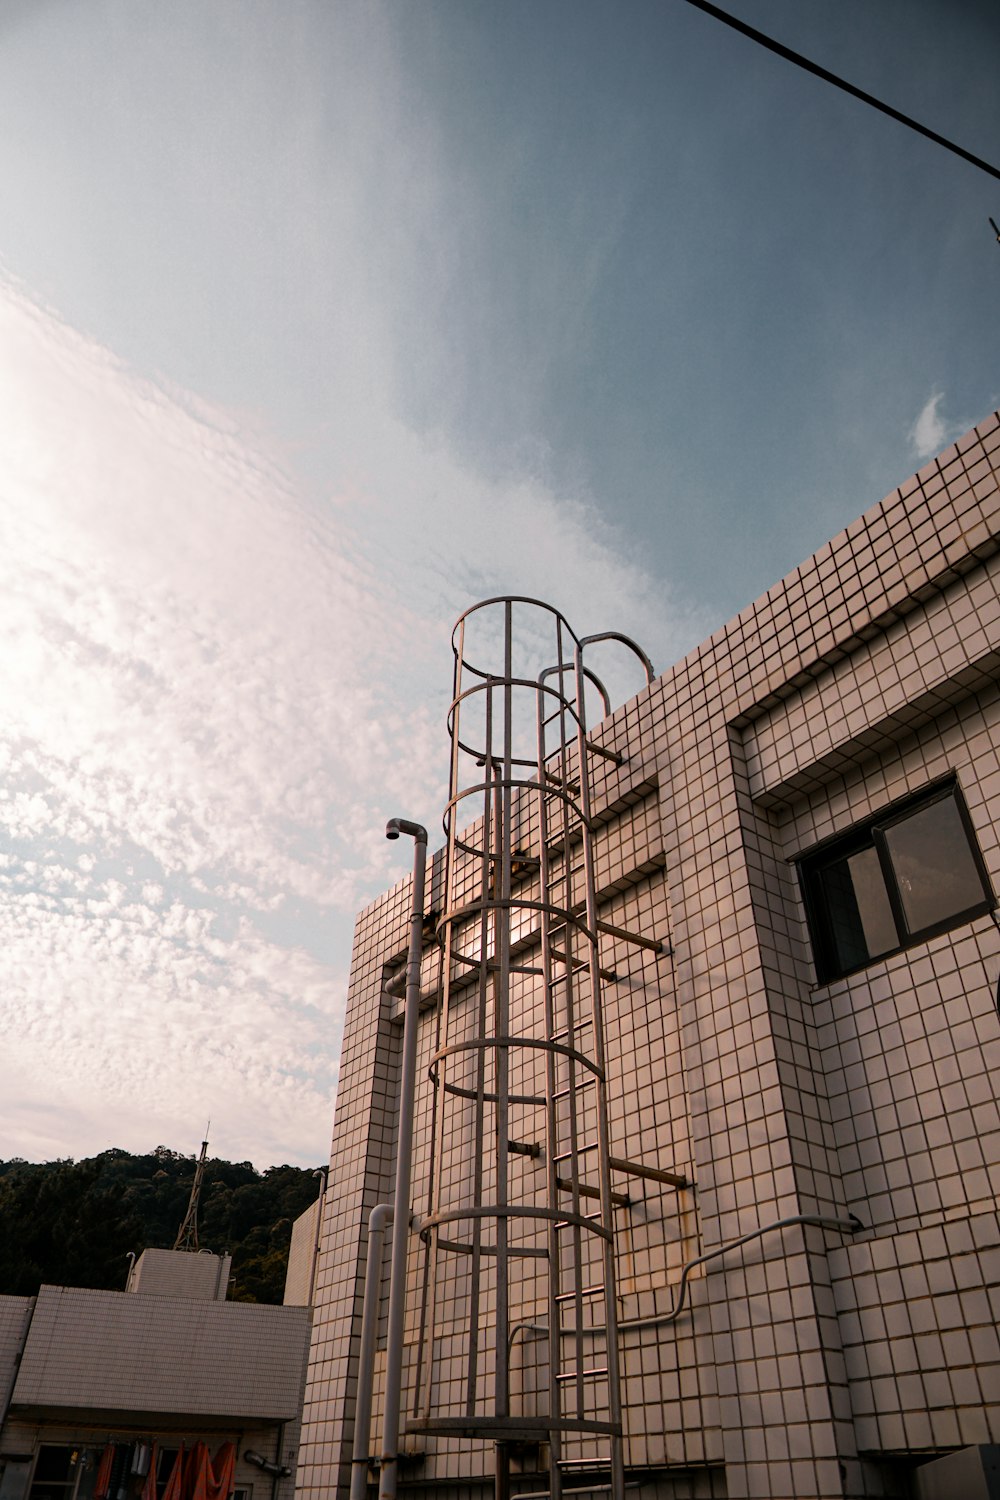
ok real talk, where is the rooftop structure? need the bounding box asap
[298,412,1000,1500]
[0,1247,312,1500]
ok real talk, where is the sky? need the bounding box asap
[0,0,997,1171]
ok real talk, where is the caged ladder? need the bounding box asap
[403,597,668,1500]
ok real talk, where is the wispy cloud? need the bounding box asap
[0,277,437,1166]
[0,274,708,1169]
[909,389,959,463]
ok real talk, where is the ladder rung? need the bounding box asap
[555,1366,609,1382]
[553,1141,599,1162]
[554,1284,603,1302]
[558,1478,621,1493]
[551,1018,594,1038]
[513,1488,616,1499]
[553,1077,597,1101]
[559,1479,617,1492]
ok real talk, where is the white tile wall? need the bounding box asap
[299,412,1000,1500]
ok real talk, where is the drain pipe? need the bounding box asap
[621,1211,865,1329]
[521,1212,865,1348]
[349,1202,394,1500]
[379,818,428,1500]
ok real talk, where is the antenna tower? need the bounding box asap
[173,1127,210,1252]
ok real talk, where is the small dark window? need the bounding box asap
[155,1453,181,1500]
[30,1448,79,1500]
[799,780,993,982]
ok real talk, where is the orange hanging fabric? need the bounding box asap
[206,1444,236,1500]
[140,1445,159,1500]
[183,1443,209,1500]
[94,1445,116,1500]
[162,1446,185,1500]
[179,1441,235,1500]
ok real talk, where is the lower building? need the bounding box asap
[298,412,1000,1500]
[0,1251,311,1500]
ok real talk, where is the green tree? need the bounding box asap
[0,1149,323,1303]
[0,1158,146,1295]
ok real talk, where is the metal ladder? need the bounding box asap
[404,598,675,1500]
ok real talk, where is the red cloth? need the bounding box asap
[140,1445,159,1500]
[182,1442,235,1500]
[207,1444,236,1500]
[93,1445,116,1500]
[161,1446,185,1500]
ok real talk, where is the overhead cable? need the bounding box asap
[681,0,1000,184]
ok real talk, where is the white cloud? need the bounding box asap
[0,280,439,910]
[909,389,958,462]
[0,273,705,1169]
[0,279,426,1166]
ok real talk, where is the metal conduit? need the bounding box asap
[379,818,428,1500]
[505,1212,865,1348]
[624,1211,866,1330]
[349,1202,393,1500]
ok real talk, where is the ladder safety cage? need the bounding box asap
[407,598,659,1500]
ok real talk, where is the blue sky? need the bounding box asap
[0,1,997,1168]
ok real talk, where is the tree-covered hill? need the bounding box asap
[0,1147,324,1303]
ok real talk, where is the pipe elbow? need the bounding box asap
[369,1202,394,1231]
[385,818,428,844]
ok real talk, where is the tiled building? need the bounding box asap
[297,413,1000,1500]
[0,1250,311,1500]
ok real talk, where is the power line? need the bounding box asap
[681,0,1000,184]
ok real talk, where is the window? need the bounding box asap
[29,1448,80,1500]
[155,1452,181,1500]
[799,780,993,982]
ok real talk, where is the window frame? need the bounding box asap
[798,777,994,984]
[28,1447,83,1500]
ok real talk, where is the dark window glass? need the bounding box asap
[800,782,992,982]
[816,846,897,974]
[30,1448,79,1500]
[155,1453,180,1500]
[882,795,989,935]
[33,1453,73,1485]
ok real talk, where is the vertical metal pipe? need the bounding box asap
[494,600,513,1423]
[270,1420,287,1500]
[465,699,495,1418]
[536,656,563,1500]
[412,931,444,1424]
[494,1441,510,1500]
[574,645,624,1500]
[308,1167,328,1305]
[350,1202,393,1500]
[380,819,428,1500]
[422,621,464,1426]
